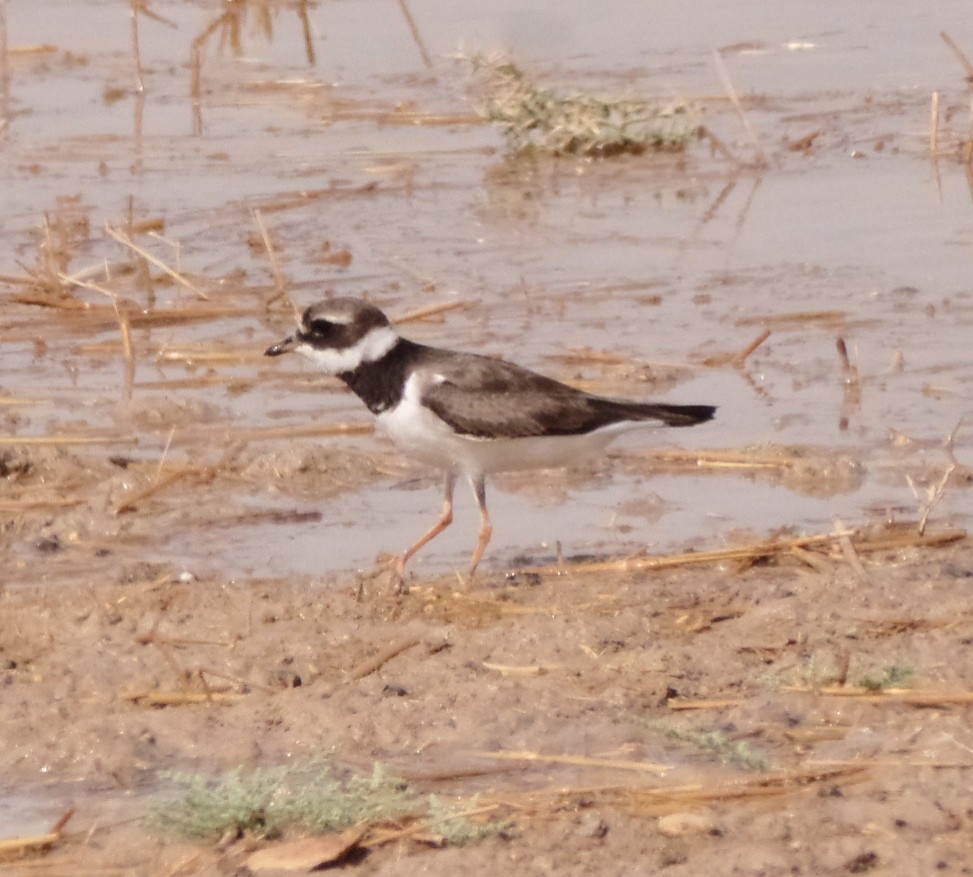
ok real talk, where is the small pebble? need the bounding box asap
[657,812,720,838]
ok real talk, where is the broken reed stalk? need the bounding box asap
[0,808,74,860]
[480,661,558,676]
[666,697,746,711]
[965,94,973,172]
[703,329,770,367]
[790,544,833,574]
[907,464,956,536]
[697,124,740,164]
[835,337,862,430]
[487,765,866,816]
[115,465,210,514]
[396,0,432,69]
[394,300,467,324]
[130,0,144,93]
[0,434,139,446]
[230,422,374,442]
[346,637,421,681]
[833,517,868,582]
[524,526,966,577]
[730,328,770,366]
[199,667,278,695]
[54,265,140,391]
[104,224,208,300]
[0,0,8,138]
[940,31,973,82]
[0,498,85,511]
[785,686,973,707]
[0,396,46,405]
[712,50,768,168]
[624,765,867,812]
[118,437,245,513]
[635,447,803,470]
[835,337,853,375]
[930,91,940,157]
[483,750,670,775]
[252,208,290,309]
[122,689,243,706]
[155,424,176,483]
[156,348,258,364]
[296,0,315,65]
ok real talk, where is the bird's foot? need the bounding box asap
[458,563,480,590]
[389,556,410,595]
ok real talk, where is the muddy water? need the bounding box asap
[0,2,971,581]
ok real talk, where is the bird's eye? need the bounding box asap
[308,318,334,336]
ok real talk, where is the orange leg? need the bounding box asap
[391,472,456,592]
[467,476,492,580]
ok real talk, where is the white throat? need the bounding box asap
[298,325,398,375]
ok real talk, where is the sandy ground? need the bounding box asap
[3,3,973,874]
[2,450,972,875]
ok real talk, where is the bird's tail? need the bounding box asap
[609,401,716,427]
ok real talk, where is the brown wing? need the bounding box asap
[418,351,714,439]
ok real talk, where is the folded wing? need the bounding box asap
[418,354,714,439]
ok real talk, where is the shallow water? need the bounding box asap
[0,1,971,582]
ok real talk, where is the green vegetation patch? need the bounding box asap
[466,54,698,157]
[154,761,507,846]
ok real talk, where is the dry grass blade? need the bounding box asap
[0,434,139,447]
[625,765,867,814]
[907,464,956,536]
[0,396,46,405]
[482,750,670,775]
[346,638,421,681]
[640,448,793,470]
[0,497,85,511]
[394,300,467,324]
[697,124,740,164]
[941,31,973,82]
[737,310,845,327]
[836,337,862,431]
[130,0,144,93]
[713,50,768,168]
[667,698,746,711]
[784,685,973,707]
[790,544,834,574]
[104,224,208,300]
[0,0,8,137]
[834,517,868,582]
[0,807,73,860]
[731,329,770,366]
[115,466,205,515]
[488,765,866,817]
[701,329,770,367]
[157,348,261,364]
[252,208,292,310]
[228,422,374,442]
[117,439,246,513]
[480,661,557,676]
[122,689,243,706]
[524,526,966,577]
[396,0,432,69]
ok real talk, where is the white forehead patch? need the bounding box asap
[306,309,354,327]
[297,324,398,374]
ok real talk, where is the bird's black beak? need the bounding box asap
[265,335,297,357]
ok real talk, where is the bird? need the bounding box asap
[265,298,715,590]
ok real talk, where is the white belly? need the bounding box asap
[376,393,647,478]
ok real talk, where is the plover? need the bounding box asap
[266,298,715,588]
